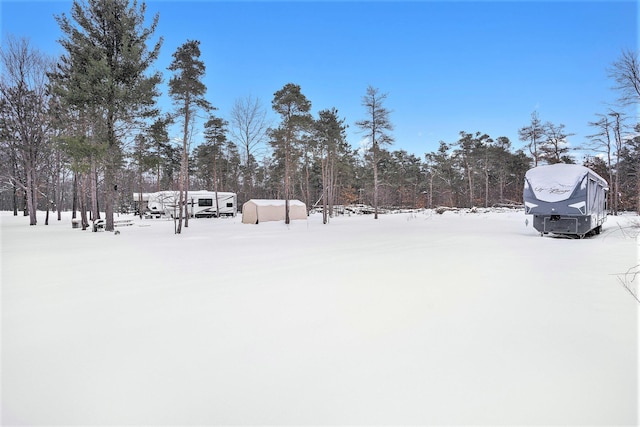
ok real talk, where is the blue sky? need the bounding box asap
[1,0,637,159]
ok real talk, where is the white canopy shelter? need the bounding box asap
[241,199,307,224]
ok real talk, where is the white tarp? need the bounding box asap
[524,164,606,202]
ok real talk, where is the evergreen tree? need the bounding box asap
[52,0,162,231]
[270,83,312,224]
[454,131,492,207]
[540,122,573,164]
[167,39,212,233]
[491,136,513,204]
[617,128,640,212]
[146,115,173,191]
[355,85,394,219]
[425,142,462,208]
[518,111,544,167]
[202,115,228,217]
[314,108,348,223]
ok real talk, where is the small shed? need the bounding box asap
[241,199,307,224]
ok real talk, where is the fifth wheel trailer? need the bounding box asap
[523,163,608,237]
[185,191,237,218]
[139,190,237,218]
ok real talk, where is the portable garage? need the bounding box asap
[241,199,307,224]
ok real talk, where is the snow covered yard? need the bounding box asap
[1,209,638,425]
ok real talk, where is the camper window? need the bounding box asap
[199,198,213,207]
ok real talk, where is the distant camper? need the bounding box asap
[185,191,237,218]
[523,164,608,237]
[135,190,237,218]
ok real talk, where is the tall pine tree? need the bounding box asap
[167,39,211,233]
[314,108,347,224]
[203,115,228,217]
[270,83,312,224]
[53,0,162,231]
[356,85,393,219]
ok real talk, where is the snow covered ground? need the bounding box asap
[2,209,638,425]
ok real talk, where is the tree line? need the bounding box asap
[1,0,639,231]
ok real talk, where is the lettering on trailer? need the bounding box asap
[534,186,572,195]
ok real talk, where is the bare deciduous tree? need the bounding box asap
[587,113,616,212]
[229,95,269,201]
[608,111,627,215]
[0,36,52,225]
[609,49,640,106]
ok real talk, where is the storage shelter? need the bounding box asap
[242,199,307,224]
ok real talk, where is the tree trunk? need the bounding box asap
[214,150,220,217]
[22,191,28,216]
[25,164,37,225]
[104,162,116,231]
[466,160,474,208]
[12,180,18,216]
[104,107,117,231]
[90,160,99,222]
[138,164,144,219]
[328,155,336,218]
[72,172,78,219]
[177,97,191,233]
[429,174,434,209]
[80,172,89,230]
[45,194,50,226]
[485,169,489,208]
[56,149,62,221]
[373,144,379,220]
[12,157,18,216]
[304,152,311,216]
[157,162,161,192]
[636,172,640,215]
[321,152,328,224]
[176,146,188,233]
[184,158,190,228]
[284,131,291,224]
[177,172,184,234]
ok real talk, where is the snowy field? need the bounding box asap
[2,209,639,426]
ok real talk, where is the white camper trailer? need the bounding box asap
[139,190,237,218]
[146,191,180,218]
[523,164,608,237]
[132,192,152,215]
[185,190,237,218]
